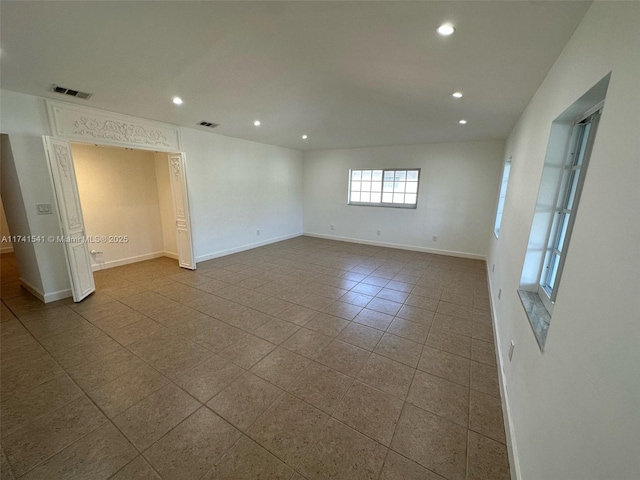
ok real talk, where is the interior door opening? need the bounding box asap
[0,199,22,300]
[69,142,195,274]
[44,137,195,302]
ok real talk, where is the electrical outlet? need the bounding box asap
[36,203,52,215]
[432,235,438,242]
[492,263,495,272]
[330,225,334,231]
[498,288,502,300]
[256,229,260,236]
[376,230,381,236]
[508,340,515,361]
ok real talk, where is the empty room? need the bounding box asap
[0,1,638,480]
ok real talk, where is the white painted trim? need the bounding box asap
[45,100,182,152]
[1,245,14,253]
[44,287,73,303]
[19,277,44,302]
[91,251,174,271]
[303,232,486,260]
[163,251,179,260]
[195,232,303,263]
[19,277,70,303]
[486,263,521,480]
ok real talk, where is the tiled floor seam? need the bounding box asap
[0,315,170,479]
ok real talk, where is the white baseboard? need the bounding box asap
[44,287,73,303]
[19,277,44,302]
[1,245,14,254]
[163,251,179,260]
[91,251,170,271]
[20,277,71,303]
[486,263,521,480]
[303,232,486,261]
[195,232,303,263]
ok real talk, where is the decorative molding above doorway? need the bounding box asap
[45,100,182,152]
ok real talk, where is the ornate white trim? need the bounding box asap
[53,144,70,178]
[171,157,181,177]
[46,100,181,152]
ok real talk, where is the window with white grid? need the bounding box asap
[348,169,420,208]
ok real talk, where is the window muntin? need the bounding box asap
[494,157,512,238]
[539,110,601,307]
[349,169,420,208]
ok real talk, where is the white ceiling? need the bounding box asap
[0,1,591,151]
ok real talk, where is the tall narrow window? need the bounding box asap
[494,157,512,238]
[539,109,601,312]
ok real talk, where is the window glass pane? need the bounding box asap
[566,171,580,210]
[547,252,560,290]
[575,123,591,166]
[348,168,419,208]
[406,182,418,194]
[406,170,419,181]
[494,161,511,236]
[555,213,570,252]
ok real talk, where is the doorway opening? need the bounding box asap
[0,198,22,300]
[70,143,178,272]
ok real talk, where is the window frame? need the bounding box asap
[347,168,421,209]
[493,156,512,238]
[538,107,602,313]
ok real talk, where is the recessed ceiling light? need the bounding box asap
[172,97,183,105]
[302,135,308,140]
[459,119,467,125]
[437,24,455,36]
[254,120,261,126]
[452,92,463,98]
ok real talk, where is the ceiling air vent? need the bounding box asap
[198,121,219,128]
[50,84,92,99]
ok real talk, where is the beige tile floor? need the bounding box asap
[0,237,510,480]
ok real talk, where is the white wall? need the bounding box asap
[0,89,304,299]
[488,3,640,479]
[0,93,71,301]
[0,197,13,253]
[154,152,178,257]
[180,128,303,261]
[1,135,45,295]
[72,143,165,269]
[303,140,504,258]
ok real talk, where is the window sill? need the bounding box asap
[347,203,417,209]
[517,289,550,352]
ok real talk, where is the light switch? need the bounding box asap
[36,204,52,215]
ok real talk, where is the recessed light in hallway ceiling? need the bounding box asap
[437,23,455,36]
